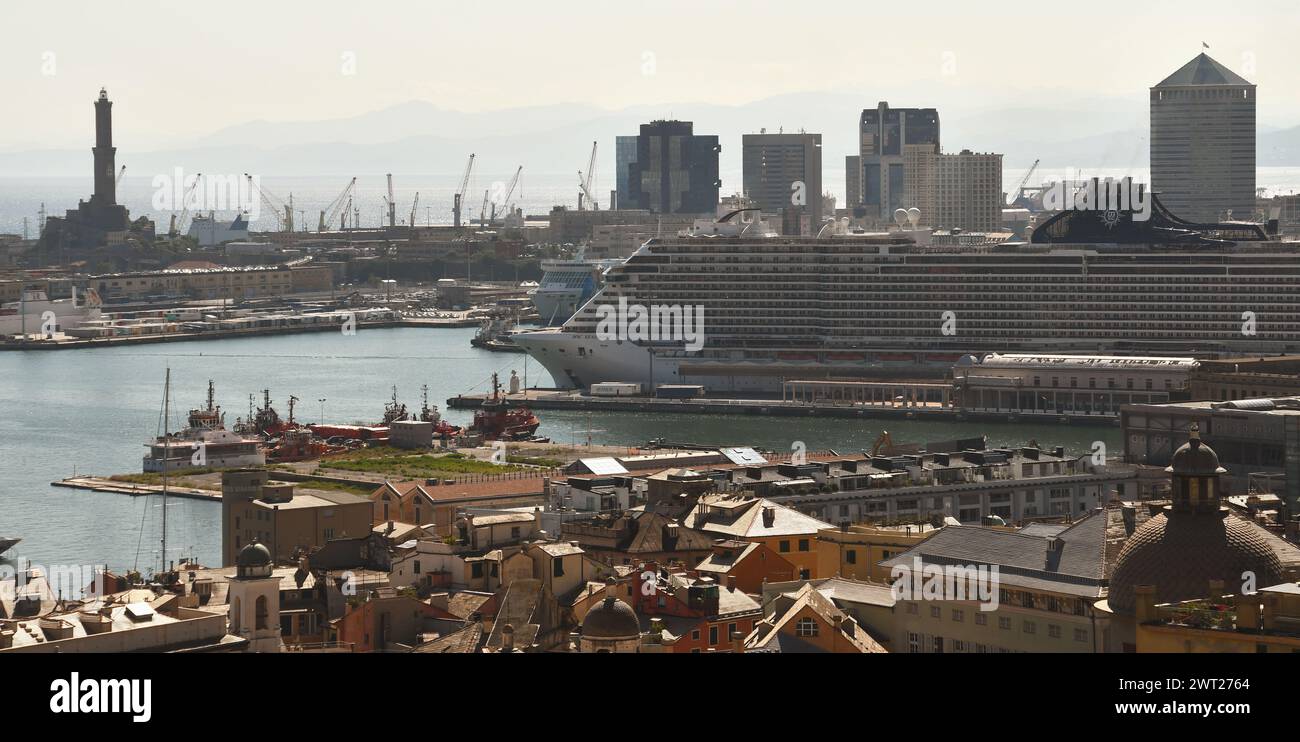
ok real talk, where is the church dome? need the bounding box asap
[1165,434,1226,477]
[582,594,640,639]
[236,541,272,570]
[1109,426,1284,615]
[1108,510,1284,615]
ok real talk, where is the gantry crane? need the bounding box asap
[168,172,203,238]
[490,166,522,224]
[318,177,357,231]
[1008,158,1040,206]
[245,174,295,233]
[383,173,397,228]
[578,141,598,211]
[453,153,475,229]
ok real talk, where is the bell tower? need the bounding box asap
[228,540,283,653]
[1165,424,1227,514]
[92,88,117,207]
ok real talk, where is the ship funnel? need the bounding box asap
[907,208,921,230]
[893,208,908,228]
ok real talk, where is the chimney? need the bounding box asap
[1236,594,1261,631]
[731,630,745,654]
[726,574,737,592]
[1134,585,1158,624]
[761,506,776,528]
[1208,578,1225,602]
[501,623,515,653]
[386,520,395,535]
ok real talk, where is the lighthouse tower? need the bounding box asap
[91,88,117,207]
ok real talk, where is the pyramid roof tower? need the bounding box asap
[1154,52,1253,87]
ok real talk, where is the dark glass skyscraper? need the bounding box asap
[626,120,720,214]
[856,102,940,219]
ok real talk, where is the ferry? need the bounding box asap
[0,288,102,338]
[530,251,625,326]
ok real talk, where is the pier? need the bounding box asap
[0,316,479,351]
[51,477,222,501]
[445,388,1121,426]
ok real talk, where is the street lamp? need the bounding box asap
[318,398,326,424]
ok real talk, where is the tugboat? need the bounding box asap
[470,311,527,353]
[467,372,540,441]
[382,387,411,424]
[233,390,299,438]
[419,385,462,438]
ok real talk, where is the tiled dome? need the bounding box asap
[1108,510,1284,615]
[582,595,639,639]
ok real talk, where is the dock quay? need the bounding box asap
[51,477,222,501]
[445,388,1122,426]
[1,316,481,351]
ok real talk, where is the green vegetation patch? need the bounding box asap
[319,446,528,479]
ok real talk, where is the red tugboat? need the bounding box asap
[468,373,540,441]
[233,390,300,438]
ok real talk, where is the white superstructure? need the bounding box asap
[530,254,625,326]
[0,288,102,338]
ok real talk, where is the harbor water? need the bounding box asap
[0,326,1122,574]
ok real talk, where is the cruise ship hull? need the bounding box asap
[514,329,968,393]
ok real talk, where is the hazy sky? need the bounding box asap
[3,0,1298,151]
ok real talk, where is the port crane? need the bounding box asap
[409,192,420,227]
[168,172,203,238]
[490,166,523,224]
[318,177,358,231]
[577,141,598,210]
[479,188,490,227]
[453,153,475,229]
[244,174,295,233]
[382,173,397,228]
[1007,158,1040,206]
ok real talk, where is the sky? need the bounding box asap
[2,0,1299,152]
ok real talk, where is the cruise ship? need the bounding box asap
[513,192,1300,393]
[530,253,625,325]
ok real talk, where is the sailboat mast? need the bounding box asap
[161,368,170,574]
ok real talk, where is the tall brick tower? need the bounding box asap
[92,88,117,207]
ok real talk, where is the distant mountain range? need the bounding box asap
[2,94,1298,180]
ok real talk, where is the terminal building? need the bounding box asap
[1121,397,1300,516]
[954,353,1198,417]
